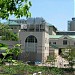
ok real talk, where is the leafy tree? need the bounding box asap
[46,54,56,67]
[0,43,22,74]
[1,30,18,41]
[0,43,7,47]
[62,46,75,69]
[0,23,9,35]
[50,67,63,75]
[0,0,32,19]
[0,44,21,63]
[0,23,18,41]
[10,44,21,59]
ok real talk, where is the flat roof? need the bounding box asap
[49,35,75,39]
[49,35,63,39]
[56,31,75,32]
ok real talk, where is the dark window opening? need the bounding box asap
[53,42,56,44]
[36,25,39,31]
[25,35,37,43]
[11,27,13,29]
[29,29,34,31]
[59,48,62,55]
[63,40,67,45]
[36,29,39,31]
[49,42,51,45]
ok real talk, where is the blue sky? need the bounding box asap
[29,0,74,31]
[1,0,74,31]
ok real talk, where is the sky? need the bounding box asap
[1,0,74,31]
[29,0,74,31]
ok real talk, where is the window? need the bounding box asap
[11,27,13,29]
[25,35,37,43]
[53,42,56,44]
[36,25,39,31]
[74,42,75,45]
[63,40,67,45]
[49,42,51,45]
[40,25,45,31]
[29,25,34,31]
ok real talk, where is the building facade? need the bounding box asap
[68,18,75,31]
[2,17,75,64]
[7,18,51,62]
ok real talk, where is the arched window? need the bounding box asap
[25,35,37,43]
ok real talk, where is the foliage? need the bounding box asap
[10,44,21,57]
[47,55,56,62]
[0,23,9,29]
[2,61,24,74]
[50,67,63,75]
[0,43,22,75]
[1,32,18,41]
[0,65,65,75]
[61,46,75,69]
[0,43,7,47]
[0,23,9,36]
[0,23,18,41]
[0,0,32,19]
[46,54,56,67]
[0,44,21,63]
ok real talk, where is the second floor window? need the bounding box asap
[53,42,56,44]
[74,42,75,45]
[49,42,51,45]
[63,40,67,45]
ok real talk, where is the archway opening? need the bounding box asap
[25,35,37,61]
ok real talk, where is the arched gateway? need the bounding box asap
[25,35,37,61]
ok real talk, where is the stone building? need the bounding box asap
[1,17,75,64]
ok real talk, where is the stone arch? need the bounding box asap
[25,35,37,43]
[25,35,38,61]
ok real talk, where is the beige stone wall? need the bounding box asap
[19,31,43,62]
[42,32,49,62]
[49,26,56,35]
[70,21,75,31]
[19,31,49,62]
[49,36,75,48]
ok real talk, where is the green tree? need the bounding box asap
[0,0,32,19]
[62,46,75,68]
[0,23,18,41]
[10,44,21,59]
[50,67,63,75]
[46,54,56,67]
[0,44,21,63]
[1,30,18,41]
[0,23,9,35]
[0,43,22,74]
[62,46,75,74]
